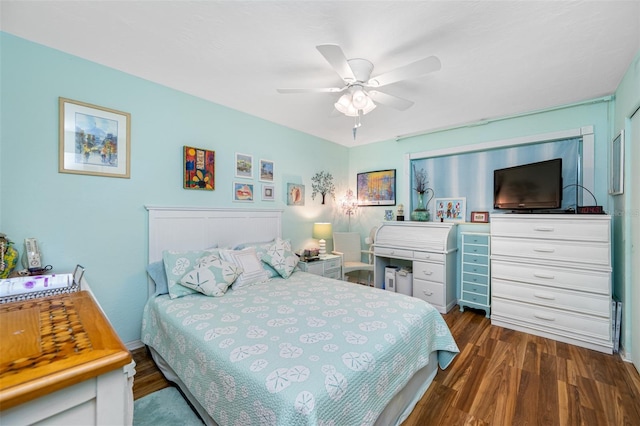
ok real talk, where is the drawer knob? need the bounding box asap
[423,290,433,296]
[423,271,433,276]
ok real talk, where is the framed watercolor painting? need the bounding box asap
[356,169,396,206]
[259,159,274,182]
[58,97,131,178]
[183,146,215,190]
[233,182,254,202]
[434,197,466,222]
[262,184,275,201]
[235,153,253,179]
[287,183,305,206]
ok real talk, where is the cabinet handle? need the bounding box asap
[422,271,433,276]
[533,292,556,300]
[534,226,555,232]
[533,247,555,253]
[533,273,555,280]
[534,313,556,321]
[423,290,433,296]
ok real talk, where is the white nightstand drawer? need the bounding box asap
[491,237,610,268]
[324,270,341,280]
[491,260,610,294]
[324,258,340,270]
[492,278,610,317]
[413,261,444,284]
[413,279,444,307]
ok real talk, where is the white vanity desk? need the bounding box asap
[373,222,458,313]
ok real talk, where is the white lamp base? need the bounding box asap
[318,239,327,256]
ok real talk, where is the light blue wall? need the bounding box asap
[0,33,348,344]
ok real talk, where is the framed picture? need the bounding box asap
[356,169,396,206]
[609,130,624,195]
[470,211,489,223]
[233,182,254,202]
[435,197,466,222]
[262,184,275,201]
[183,146,215,190]
[59,97,131,178]
[287,183,305,206]
[235,153,253,179]
[259,159,274,182]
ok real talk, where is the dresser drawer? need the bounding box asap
[463,234,489,246]
[491,260,610,294]
[462,263,488,276]
[463,253,489,266]
[413,261,445,284]
[413,251,444,263]
[462,281,488,296]
[375,247,413,259]
[413,279,444,306]
[461,291,488,306]
[491,217,610,243]
[463,244,489,256]
[491,237,610,268]
[463,272,489,286]
[492,298,610,340]
[492,278,610,317]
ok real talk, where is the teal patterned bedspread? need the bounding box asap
[141,271,459,426]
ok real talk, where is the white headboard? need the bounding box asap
[146,206,283,294]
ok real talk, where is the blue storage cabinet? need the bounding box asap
[459,232,491,317]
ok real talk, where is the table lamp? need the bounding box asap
[312,222,333,256]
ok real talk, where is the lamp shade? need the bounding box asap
[312,222,333,240]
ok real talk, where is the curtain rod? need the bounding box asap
[395,95,613,142]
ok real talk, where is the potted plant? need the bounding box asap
[411,165,433,221]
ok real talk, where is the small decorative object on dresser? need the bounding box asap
[470,211,489,223]
[396,204,405,221]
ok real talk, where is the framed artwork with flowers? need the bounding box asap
[184,146,215,190]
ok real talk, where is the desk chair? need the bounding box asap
[332,231,374,285]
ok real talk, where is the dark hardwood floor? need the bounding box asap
[132,306,640,425]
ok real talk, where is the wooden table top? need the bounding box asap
[0,291,132,410]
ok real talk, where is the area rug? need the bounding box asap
[133,387,204,426]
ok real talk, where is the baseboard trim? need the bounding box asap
[126,339,144,351]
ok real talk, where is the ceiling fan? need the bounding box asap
[277,44,441,137]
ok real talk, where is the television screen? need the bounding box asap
[494,158,563,210]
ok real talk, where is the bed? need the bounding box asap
[141,207,459,426]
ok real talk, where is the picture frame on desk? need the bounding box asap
[434,197,466,222]
[470,211,489,223]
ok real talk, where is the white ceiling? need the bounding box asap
[1,1,639,147]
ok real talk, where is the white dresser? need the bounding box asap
[490,214,612,353]
[374,222,457,313]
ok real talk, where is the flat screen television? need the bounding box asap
[493,158,563,211]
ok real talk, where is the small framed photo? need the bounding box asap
[235,153,253,179]
[609,130,624,195]
[184,146,215,190]
[233,182,254,202]
[262,184,275,201]
[59,97,131,178]
[259,159,274,182]
[287,183,305,206]
[470,211,489,223]
[434,197,466,222]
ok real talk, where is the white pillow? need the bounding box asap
[221,247,270,288]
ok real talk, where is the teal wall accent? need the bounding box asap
[0,33,348,343]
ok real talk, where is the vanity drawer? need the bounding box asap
[413,279,444,307]
[413,261,444,284]
[491,260,610,294]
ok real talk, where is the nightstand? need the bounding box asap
[298,254,342,279]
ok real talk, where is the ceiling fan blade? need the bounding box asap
[368,56,441,87]
[277,87,343,94]
[368,90,414,111]
[316,44,357,83]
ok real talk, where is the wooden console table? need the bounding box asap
[0,290,134,425]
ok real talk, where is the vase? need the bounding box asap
[410,191,430,222]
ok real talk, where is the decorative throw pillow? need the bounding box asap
[163,248,225,299]
[179,259,242,297]
[262,238,299,278]
[146,261,169,295]
[234,241,279,278]
[221,247,270,289]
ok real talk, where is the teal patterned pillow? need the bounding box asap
[262,238,299,278]
[179,259,242,297]
[163,248,226,299]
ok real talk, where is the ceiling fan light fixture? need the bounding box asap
[351,89,368,109]
[334,90,376,117]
